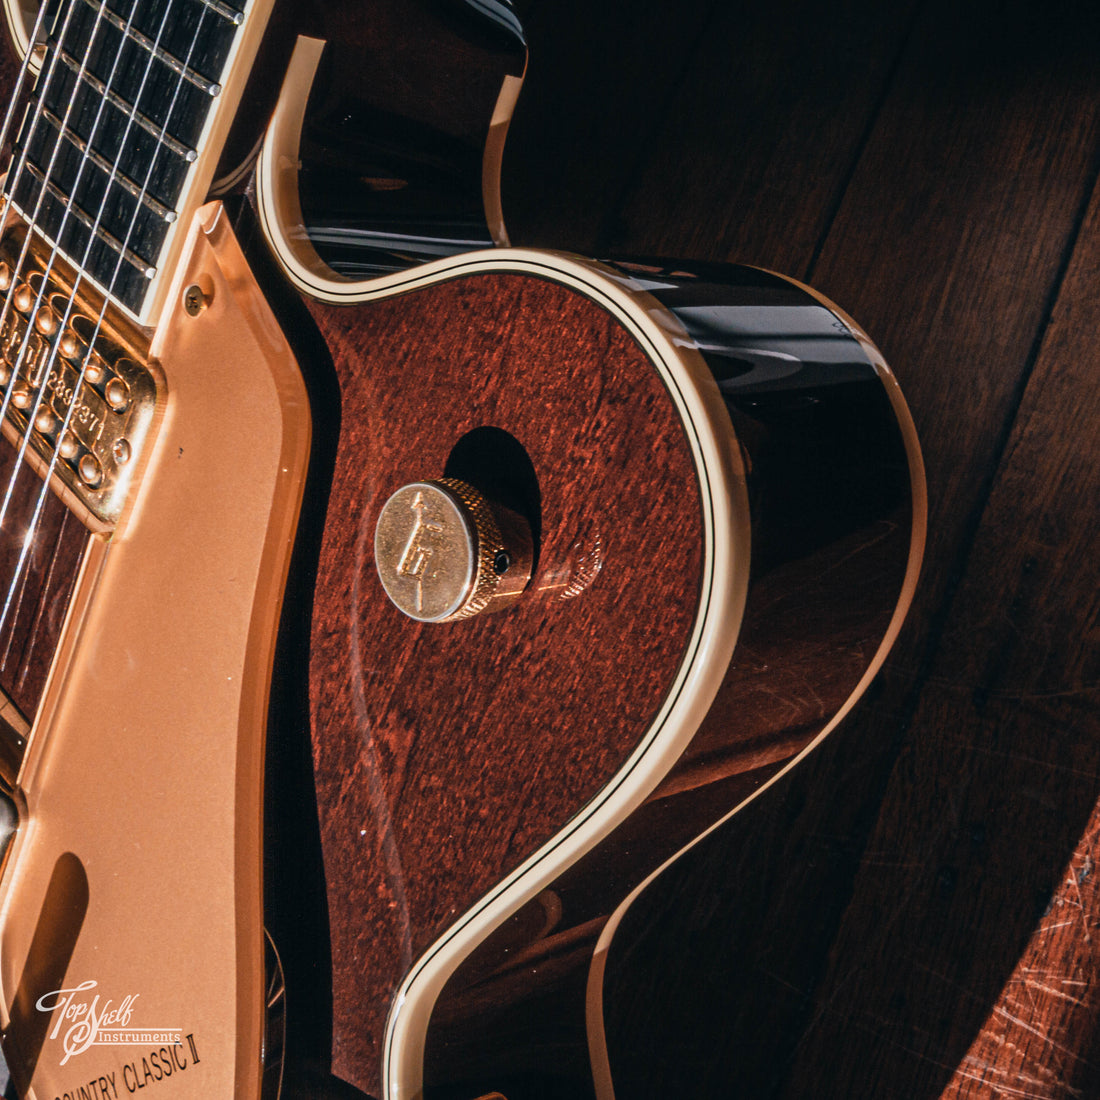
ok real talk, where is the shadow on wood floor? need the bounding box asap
[501,0,1100,1096]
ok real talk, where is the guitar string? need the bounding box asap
[0,0,205,646]
[0,0,218,656]
[0,0,130,653]
[0,2,52,177]
[0,0,89,257]
[0,0,165,411]
[0,1,64,677]
[0,0,160,629]
[0,1,57,663]
[0,0,143,483]
[0,0,202,638]
[0,0,109,426]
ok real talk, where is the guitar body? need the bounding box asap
[0,4,923,1100]
[262,248,922,1100]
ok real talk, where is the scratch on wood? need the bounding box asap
[993,1006,1094,1064]
[954,1068,1077,1100]
[939,819,1100,1098]
[1017,978,1085,1006]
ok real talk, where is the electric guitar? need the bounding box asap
[0,2,925,1098]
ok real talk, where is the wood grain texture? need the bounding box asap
[102,0,1096,1095]
[419,264,915,1097]
[305,272,705,1095]
[604,0,919,272]
[498,0,1100,1097]
[501,0,718,253]
[921,173,1100,1100]
[785,151,1100,1100]
[0,444,86,720]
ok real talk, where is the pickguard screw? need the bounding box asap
[183,284,207,316]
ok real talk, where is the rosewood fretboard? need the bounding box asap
[0,432,87,768]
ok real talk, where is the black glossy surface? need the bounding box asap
[298,0,526,274]
[611,260,909,573]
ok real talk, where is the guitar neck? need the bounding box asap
[5,0,274,325]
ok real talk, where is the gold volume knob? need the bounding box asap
[374,478,532,622]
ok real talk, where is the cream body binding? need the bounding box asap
[0,18,923,1100]
[257,33,926,1100]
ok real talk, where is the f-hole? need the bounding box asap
[443,427,541,575]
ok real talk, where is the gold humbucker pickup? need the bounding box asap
[0,227,158,528]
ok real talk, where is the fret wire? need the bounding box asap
[12,0,210,567]
[0,0,97,263]
[2,0,199,591]
[87,0,222,310]
[80,0,222,97]
[0,0,121,387]
[56,48,199,163]
[39,106,178,224]
[21,163,156,279]
[0,0,210,647]
[0,0,147,627]
[0,0,236,658]
[0,23,154,635]
[0,2,51,199]
[196,0,245,26]
[30,0,238,313]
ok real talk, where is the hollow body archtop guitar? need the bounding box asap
[0,2,924,1099]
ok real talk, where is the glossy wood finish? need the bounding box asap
[254,5,915,1093]
[484,1,1100,1098]
[2,2,1084,1098]
[275,212,917,1096]
[420,265,914,1100]
[305,272,706,1095]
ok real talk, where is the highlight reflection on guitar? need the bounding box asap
[0,1,925,1098]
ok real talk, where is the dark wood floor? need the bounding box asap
[500,1,1100,1096]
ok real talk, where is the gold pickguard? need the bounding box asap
[0,202,309,1098]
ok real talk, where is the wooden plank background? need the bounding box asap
[500,0,1100,1096]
